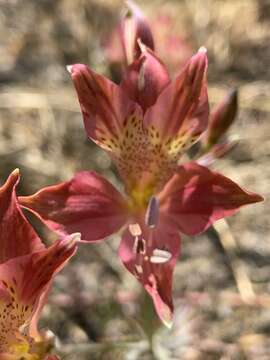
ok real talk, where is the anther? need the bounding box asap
[135,264,143,274]
[150,249,172,264]
[145,197,159,228]
[129,223,142,236]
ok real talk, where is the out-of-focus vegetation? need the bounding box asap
[0,0,269,358]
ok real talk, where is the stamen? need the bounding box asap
[150,249,172,264]
[145,197,159,228]
[138,238,146,254]
[132,235,146,255]
[135,264,143,274]
[129,223,142,236]
[132,236,139,254]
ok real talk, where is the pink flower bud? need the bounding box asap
[205,88,238,148]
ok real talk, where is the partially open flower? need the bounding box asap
[0,170,78,359]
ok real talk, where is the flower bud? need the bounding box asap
[205,88,238,148]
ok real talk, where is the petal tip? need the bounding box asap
[10,168,20,183]
[11,168,20,176]
[198,46,207,53]
[157,302,174,329]
[66,65,73,74]
[254,193,264,203]
[68,232,81,245]
[161,313,173,329]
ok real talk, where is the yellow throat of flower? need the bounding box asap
[8,340,39,360]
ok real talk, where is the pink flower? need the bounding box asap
[19,45,262,326]
[0,170,78,359]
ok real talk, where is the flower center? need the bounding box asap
[128,183,154,213]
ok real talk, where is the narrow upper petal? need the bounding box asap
[19,171,128,242]
[158,162,263,235]
[68,63,142,152]
[119,220,180,327]
[144,48,209,146]
[0,170,44,264]
[0,233,78,354]
[120,45,170,112]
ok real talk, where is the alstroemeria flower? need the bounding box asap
[0,170,78,359]
[19,42,263,326]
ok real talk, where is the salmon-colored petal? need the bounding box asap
[121,46,170,112]
[0,170,44,264]
[145,48,208,149]
[0,233,78,354]
[119,220,180,327]
[159,162,263,235]
[68,63,142,152]
[19,171,128,242]
[28,282,51,340]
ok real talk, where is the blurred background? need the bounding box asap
[0,0,269,359]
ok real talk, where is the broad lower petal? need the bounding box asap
[121,46,170,112]
[0,170,44,264]
[158,162,263,235]
[19,171,128,242]
[68,63,142,153]
[119,220,180,327]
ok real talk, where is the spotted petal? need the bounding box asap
[0,170,44,264]
[68,63,142,153]
[144,48,208,154]
[119,220,180,327]
[158,162,263,235]
[0,234,78,355]
[19,171,128,242]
